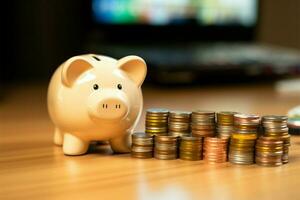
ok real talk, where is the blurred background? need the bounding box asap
[1,0,300,88]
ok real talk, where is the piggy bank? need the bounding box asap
[47,54,147,155]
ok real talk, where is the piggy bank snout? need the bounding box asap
[98,98,128,119]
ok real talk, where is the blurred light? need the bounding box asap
[92,0,257,26]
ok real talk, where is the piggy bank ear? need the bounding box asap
[118,56,147,87]
[61,56,93,87]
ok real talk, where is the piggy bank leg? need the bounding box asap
[54,128,63,146]
[109,132,131,153]
[63,133,89,155]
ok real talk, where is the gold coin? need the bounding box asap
[232,133,257,140]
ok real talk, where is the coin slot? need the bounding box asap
[92,56,100,61]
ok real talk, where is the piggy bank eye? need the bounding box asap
[117,84,122,90]
[93,84,99,90]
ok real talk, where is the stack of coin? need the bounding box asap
[229,114,260,165]
[216,111,236,139]
[145,108,169,136]
[255,136,283,166]
[131,132,154,159]
[203,137,228,163]
[191,110,216,137]
[179,136,203,160]
[262,115,290,164]
[154,135,178,160]
[168,111,191,137]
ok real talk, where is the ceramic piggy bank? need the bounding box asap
[47,54,147,155]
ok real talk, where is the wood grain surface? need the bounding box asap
[1,83,300,200]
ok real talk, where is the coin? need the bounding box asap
[131,132,154,159]
[262,115,288,122]
[203,137,228,163]
[217,111,237,125]
[232,133,257,140]
[131,151,153,159]
[168,112,191,137]
[191,110,216,138]
[154,135,178,160]
[145,108,169,136]
[229,113,260,165]
[146,108,169,113]
[234,113,260,126]
[255,136,284,166]
[179,136,203,161]
[261,115,290,164]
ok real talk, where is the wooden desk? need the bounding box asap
[1,84,300,199]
